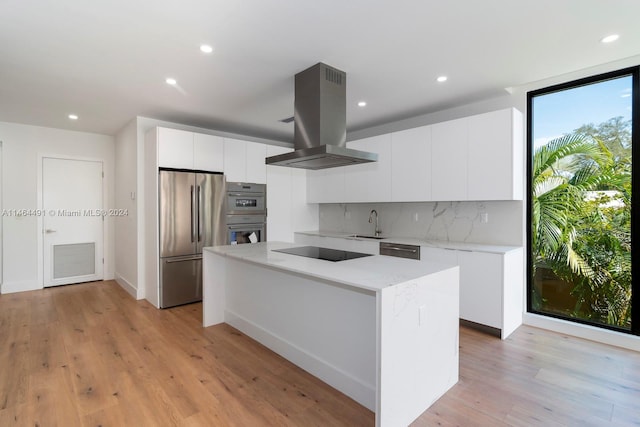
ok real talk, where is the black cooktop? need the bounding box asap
[273,246,373,262]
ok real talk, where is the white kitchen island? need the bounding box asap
[203,241,459,427]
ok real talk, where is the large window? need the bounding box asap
[527,67,639,335]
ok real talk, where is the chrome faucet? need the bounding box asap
[368,209,381,237]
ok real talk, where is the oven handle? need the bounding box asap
[227,192,265,197]
[227,224,264,230]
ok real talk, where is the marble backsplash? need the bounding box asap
[318,201,524,246]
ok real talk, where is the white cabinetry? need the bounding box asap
[305,107,523,203]
[194,133,224,172]
[431,118,468,201]
[267,147,319,242]
[421,245,523,339]
[467,108,523,200]
[391,125,432,202]
[345,134,392,202]
[157,127,224,172]
[267,146,293,242]
[306,168,346,203]
[223,138,266,184]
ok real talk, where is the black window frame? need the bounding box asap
[526,66,639,336]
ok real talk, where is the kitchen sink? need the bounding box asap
[349,234,386,240]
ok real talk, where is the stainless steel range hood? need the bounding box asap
[265,63,377,170]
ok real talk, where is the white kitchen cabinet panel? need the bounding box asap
[306,168,346,203]
[224,139,267,184]
[193,133,224,172]
[467,108,523,200]
[345,134,392,202]
[158,128,194,169]
[223,138,246,182]
[431,118,468,201]
[391,125,432,202]
[457,250,503,329]
[245,141,267,184]
[420,246,458,266]
[267,146,293,242]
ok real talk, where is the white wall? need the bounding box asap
[114,119,138,298]
[0,121,115,294]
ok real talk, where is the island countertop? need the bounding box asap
[204,241,457,293]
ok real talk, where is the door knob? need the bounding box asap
[45,229,57,234]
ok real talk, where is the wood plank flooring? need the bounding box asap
[0,280,638,426]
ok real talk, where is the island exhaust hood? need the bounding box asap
[265,63,377,170]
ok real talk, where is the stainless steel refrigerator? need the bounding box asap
[159,170,226,308]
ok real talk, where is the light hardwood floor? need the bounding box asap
[0,280,638,426]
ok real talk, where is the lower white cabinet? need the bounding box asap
[422,246,523,339]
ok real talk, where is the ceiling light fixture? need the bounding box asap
[68,114,78,120]
[165,77,177,85]
[357,101,367,107]
[200,44,214,54]
[437,76,448,83]
[601,34,619,43]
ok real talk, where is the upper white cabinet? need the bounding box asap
[391,125,431,202]
[223,138,267,184]
[157,127,224,172]
[431,117,469,201]
[306,167,346,203]
[467,108,523,200]
[345,134,392,202]
[305,107,523,203]
[267,146,319,242]
[194,133,224,172]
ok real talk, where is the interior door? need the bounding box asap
[42,157,104,287]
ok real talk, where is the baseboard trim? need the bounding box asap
[224,309,376,411]
[1,280,42,294]
[523,313,640,352]
[460,319,501,338]
[114,273,137,299]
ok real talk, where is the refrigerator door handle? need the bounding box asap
[165,255,203,263]
[190,185,195,243]
[197,185,202,242]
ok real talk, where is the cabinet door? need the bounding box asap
[193,134,224,172]
[431,118,468,201]
[391,126,431,201]
[266,146,293,241]
[458,251,502,328]
[306,168,346,203]
[345,134,392,202]
[245,141,267,184]
[468,109,514,200]
[420,247,458,266]
[158,128,193,169]
[223,138,247,182]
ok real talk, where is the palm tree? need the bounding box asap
[531,132,632,327]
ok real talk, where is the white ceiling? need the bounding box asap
[1,0,639,142]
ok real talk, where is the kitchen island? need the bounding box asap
[203,241,459,427]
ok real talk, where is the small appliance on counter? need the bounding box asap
[225,182,267,245]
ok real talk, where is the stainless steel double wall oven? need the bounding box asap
[225,182,267,245]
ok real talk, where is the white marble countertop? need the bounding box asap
[204,241,458,292]
[295,230,522,254]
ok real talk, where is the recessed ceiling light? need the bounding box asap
[68,114,78,120]
[601,34,619,43]
[166,77,177,85]
[200,44,214,54]
[437,76,448,83]
[357,101,367,107]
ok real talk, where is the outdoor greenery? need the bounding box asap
[532,117,632,329]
